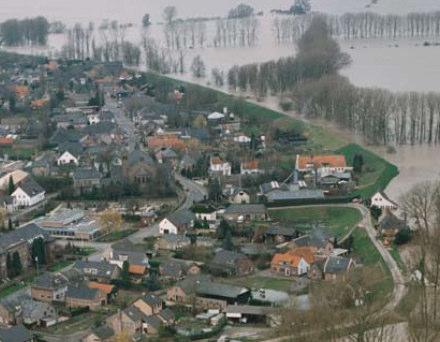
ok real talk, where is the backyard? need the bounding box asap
[270,206,363,238]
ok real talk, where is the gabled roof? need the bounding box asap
[73,260,117,279]
[196,281,250,299]
[14,177,45,197]
[66,285,100,300]
[72,168,102,181]
[141,294,162,306]
[166,209,195,227]
[88,282,115,295]
[212,250,249,268]
[0,223,47,252]
[296,154,347,170]
[265,226,297,237]
[129,264,147,275]
[91,325,114,340]
[0,325,32,342]
[378,211,408,231]
[324,256,353,274]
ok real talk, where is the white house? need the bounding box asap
[159,218,179,235]
[159,210,195,235]
[371,191,398,210]
[57,151,79,166]
[232,190,250,204]
[11,177,45,207]
[87,113,101,125]
[209,157,231,176]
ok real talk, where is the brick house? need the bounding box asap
[65,285,107,310]
[209,250,254,276]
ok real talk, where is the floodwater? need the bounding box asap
[2,0,440,200]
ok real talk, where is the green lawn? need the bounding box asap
[48,260,74,272]
[337,144,399,198]
[96,228,138,242]
[270,206,362,238]
[0,282,27,299]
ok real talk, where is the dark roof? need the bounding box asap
[123,305,147,322]
[211,250,249,268]
[265,226,297,237]
[91,325,114,339]
[160,260,184,278]
[142,294,162,306]
[158,308,175,322]
[73,260,117,279]
[16,177,45,197]
[33,272,69,290]
[127,148,154,167]
[167,210,195,227]
[0,325,32,342]
[196,281,250,299]
[72,168,102,181]
[82,121,117,135]
[144,315,162,328]
[49,128,82,145]
[324,256,352,274]
[59,141,84,157]
[66,285,100,300]
[224,204,267,215]
[378,211,408,232]
[0,223,47,253]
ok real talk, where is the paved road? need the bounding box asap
[104,97,138,150]
[175,173,207,210]
[128,175,207,242]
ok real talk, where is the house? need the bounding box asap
[57,150,79,166]
[82,326,114,342]
[290,226,334,259]
[0,194,17,213]
[159,260,186,280]
[295,154,352,174]
[108,294,171,337]
[73,260,120,284]
[377,210,409,244]
[88,282,116,301]
[192,204,217,223]
[11,177,45,207]
[0,223,54,279]
[0,292,57,326]
[0,325,33,342]
[159,210,195,235]
[209,156,231,176]
[371,191,398,210]
[167,276,251,311]
[122,147,157,189]
[240,160,262,175]
[133,294,162,316]
[65,284,107,310]
[323,256,355,281]
[72,168,102,195]
[210,250,254,276]
[223,204,267,222]
[31,272,70,303]
[231,189,250,204]
[107,240,149,270]
[271,247,315,277]
[264,226,298,244]
[156,234,191,251]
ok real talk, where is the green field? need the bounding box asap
[337,144,399,198]
[221,275,292,292]
[270,206,362,238]
[96,228,138,242]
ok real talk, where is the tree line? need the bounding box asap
[0,17,49,46]
[274,11,440,43]
[225,16,440,146]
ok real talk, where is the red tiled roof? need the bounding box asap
[297,155,347,170]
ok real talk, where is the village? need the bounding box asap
[0,52,410,342]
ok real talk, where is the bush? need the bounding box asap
[395,228,411,245]
[279,100,294,111]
